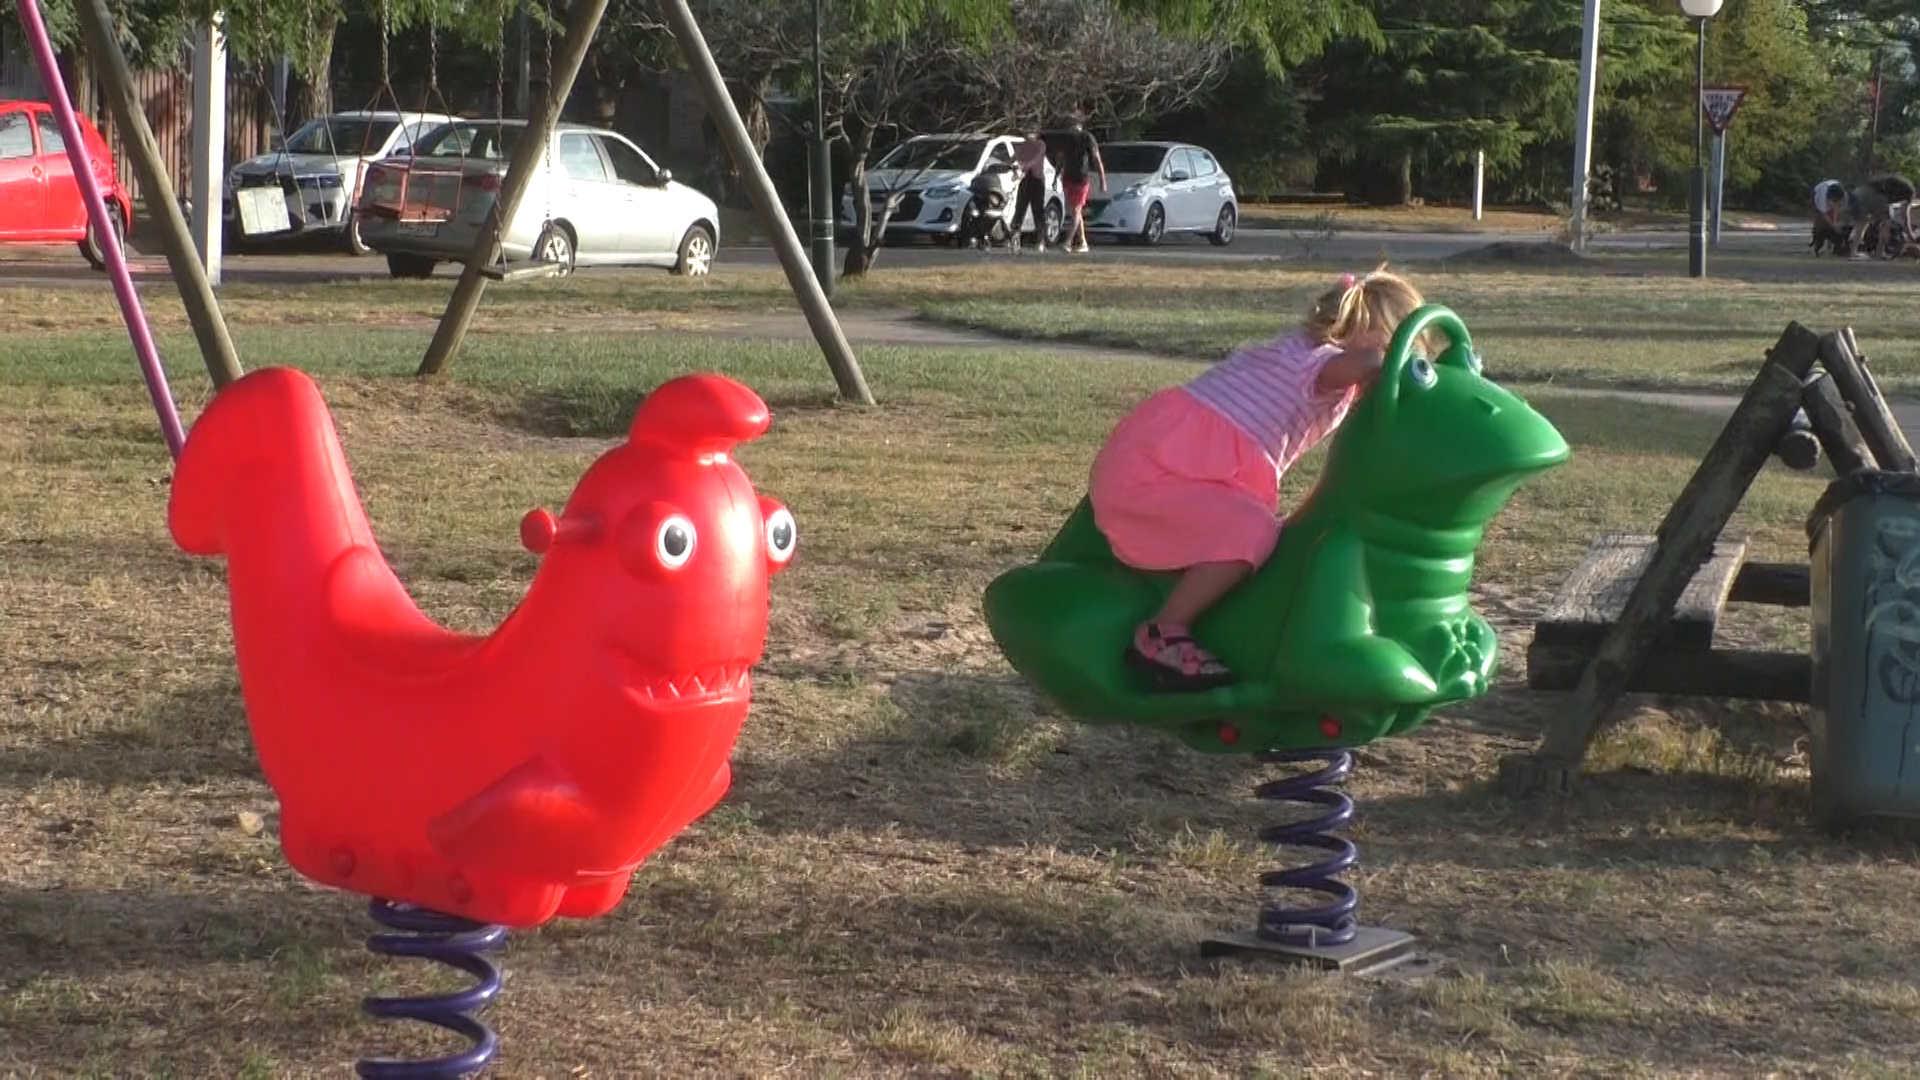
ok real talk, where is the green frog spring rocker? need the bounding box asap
[984,305,1571,969]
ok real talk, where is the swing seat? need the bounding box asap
[480,261,564,282]
[982,305,1573,755]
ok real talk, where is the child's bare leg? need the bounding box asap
[1129,561,1253,689]
[1159,561,1253,625]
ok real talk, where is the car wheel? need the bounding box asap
[345,214,371,257]
[1209,204,1237,247]
[1044,200,1064,247]
[1140,203,1165,247]
[386,253,437,280]
[674,223,716,276]
[79,200,127,271]
[534,224,576,276]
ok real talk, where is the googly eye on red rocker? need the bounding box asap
[618,504,696,575]
[760,496,796,570]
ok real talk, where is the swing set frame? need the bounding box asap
[12,0,874,449]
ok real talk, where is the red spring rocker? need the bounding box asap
[168,367,795,1076]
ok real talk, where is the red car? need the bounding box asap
[0,98,131,269]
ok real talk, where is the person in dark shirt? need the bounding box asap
[1847,174,1916,259]
[1053,103,1106,254]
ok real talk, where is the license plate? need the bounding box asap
[395,221,440,238]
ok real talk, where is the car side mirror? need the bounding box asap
[655,168,673,185]
[1169,170,1191,183]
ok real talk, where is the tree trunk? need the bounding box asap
[842,119,879,277]
[586,49,622,127]
[294,12,338,127]
[69,42,94,123]
[1397,150,1413,206]
[714,68,773,207]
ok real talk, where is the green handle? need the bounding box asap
[1381,303,1474,384]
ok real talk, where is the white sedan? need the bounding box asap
[355,119,721,280]
[1083,141,1238,247]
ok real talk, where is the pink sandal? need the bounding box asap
[1125,622,1236,691]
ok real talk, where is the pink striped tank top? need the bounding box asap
[1181,330,1356,473]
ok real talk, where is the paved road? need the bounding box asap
[0,224,1806,288]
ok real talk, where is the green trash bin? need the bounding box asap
[1808,469,1920,832]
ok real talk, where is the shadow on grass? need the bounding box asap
[0,881,353,976]
[738,662,1903,874]
[0,674,261,789]
[507,384,857,440]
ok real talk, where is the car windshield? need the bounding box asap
[875,138,986,173]
[1103,145,1170,174]
[285,117,399,155]
[410,122,524,161]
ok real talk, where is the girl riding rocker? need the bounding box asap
[1087,267,1430,691]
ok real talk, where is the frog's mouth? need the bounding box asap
[1383,443,1571,530]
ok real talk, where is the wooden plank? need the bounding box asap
[1526,642,1811,703]
[1498,323,1824,796]
[1802,371,1875,477]
[1843,327,1917,469]
[1532,534,1747,652]
[1729,562,1810,607]
[1819,332,1916,472]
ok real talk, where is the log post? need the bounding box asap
[1497,323,1824,796]
[73,0,244,389]
[416,0,615,378]
[1818,331,1916,472]
[1801,372,1874,478]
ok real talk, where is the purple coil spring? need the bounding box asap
[1252,748,1360,949]
[355,899,507,1080]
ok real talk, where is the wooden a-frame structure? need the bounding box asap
[1501,323,1919,795]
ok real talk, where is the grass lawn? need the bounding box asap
[905,258,1920,394]
[1233,201,1797,235]
[4,263,1916,1078]
[9,249,1919,398]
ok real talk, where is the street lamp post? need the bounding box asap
[807,0,836,300]
[1680,0,1722,279]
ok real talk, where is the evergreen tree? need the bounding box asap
[1300,0,1580,205]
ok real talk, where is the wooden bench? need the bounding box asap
[1525,533,1813,703]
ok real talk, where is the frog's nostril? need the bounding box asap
[1478,396,1501,416]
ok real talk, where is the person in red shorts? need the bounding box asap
[1054,102,1106,254]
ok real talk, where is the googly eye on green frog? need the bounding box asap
[1408,356,1438,389]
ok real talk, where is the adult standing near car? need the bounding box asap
[1847,174,1917,260]
[1011,130,1050,253]
[1811,179,1850,255]
[1055,103,1106,255]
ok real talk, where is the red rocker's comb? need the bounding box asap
[630,373,772,456]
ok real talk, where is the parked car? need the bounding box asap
[355,118,720,280]
[224,109,452,255]
[840,133,1065,247]
[1083,141,1237,246]
[0,98,131,270]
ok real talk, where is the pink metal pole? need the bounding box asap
[14,0,187,459]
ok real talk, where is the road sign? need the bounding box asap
[1702,86,1749,135]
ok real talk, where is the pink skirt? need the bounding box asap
[1088,387,1281,572]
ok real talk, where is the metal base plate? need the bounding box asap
[1200,926,1429,979]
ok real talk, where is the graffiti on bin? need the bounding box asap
[1863,514,1920,706]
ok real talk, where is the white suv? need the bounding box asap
[841,133,1065,247]
[224,110,452,255]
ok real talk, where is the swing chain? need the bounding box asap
[427,0,440,97]
[542,0,554,231]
